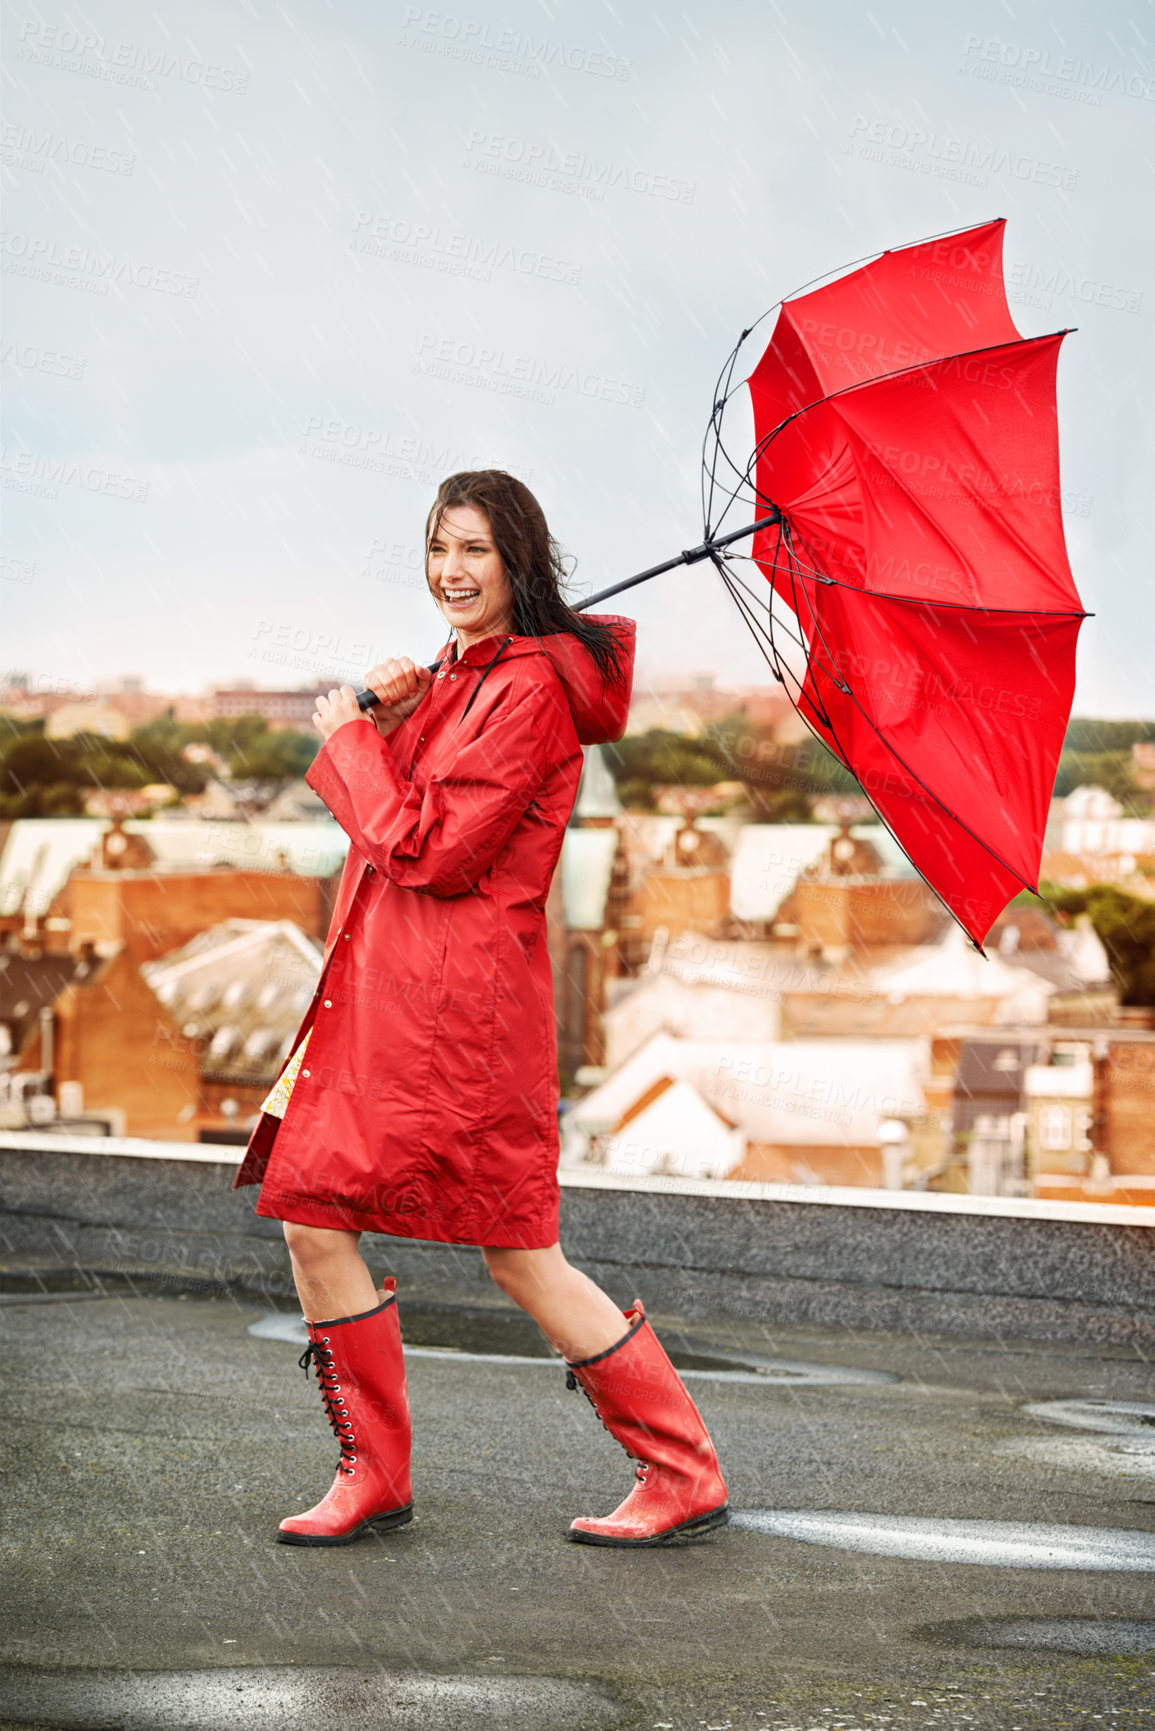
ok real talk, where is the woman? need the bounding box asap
[234,470,729,1549]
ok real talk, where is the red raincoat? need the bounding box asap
[233,619,635,1249]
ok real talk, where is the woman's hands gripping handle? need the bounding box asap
[313,659,435,742]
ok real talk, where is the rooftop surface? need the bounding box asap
[1,1278,1152,1731]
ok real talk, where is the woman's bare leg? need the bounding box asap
[283,1221,381,1321]
[482,1244,631,1362]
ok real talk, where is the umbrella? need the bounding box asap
[714,217,1089,948]
[357,219,1087,949]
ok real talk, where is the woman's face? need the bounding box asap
[426,503,516,650]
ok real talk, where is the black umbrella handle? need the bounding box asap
[353,512,780,710]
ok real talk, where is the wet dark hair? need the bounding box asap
[424,469,627,694]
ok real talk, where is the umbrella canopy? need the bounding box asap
[730,219,1086,947]
[353,220,1087,952]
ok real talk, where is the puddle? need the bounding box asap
[1022,1398,1155,1438]
[996,1398,1155,1480]
[0,1665,620,1730]
[917,1616,1155,1655]
[994,1434,1155,1480]
[246,1312,894,1386]
[730,1510,1155,1570]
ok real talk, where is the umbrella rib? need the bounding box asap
[720,555,812,658]
[709,555,836,740]
[704,219,1016,543]
[703,216,1001,500]
[784,542,1041,898]
[709,549,996,951]
[770,551,1090,618]
[749,326,1073,463]
[775,535,1014,947]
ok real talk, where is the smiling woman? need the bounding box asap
[232,468,731,1555]
[426,501,514,647]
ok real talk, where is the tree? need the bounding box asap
[0,731,87,817]
[1052,749,1146,809]
[1063,719,1155,753]
[1047,886,1155,1006]
[701,715,861,802]
[604,730,732,812]
[128,718,210,795]
[192,714,319,780]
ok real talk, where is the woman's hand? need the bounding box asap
[312,686,370,742]
[361,658,434,737]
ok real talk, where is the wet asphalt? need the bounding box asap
[0,1284,1153,1731]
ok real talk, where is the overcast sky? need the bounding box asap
[2,0,1151,716]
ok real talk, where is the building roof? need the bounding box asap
[573,746,621,821]
[867,926,1055,1020]
[1024,1061,1093,1100]
[0,946,108,1062]
[261,780,331,822]
[0,821,106,918]
[729,824,915,921]
[141,919,323,1086]
[954,1035,1049,1105]
[601,1076,743,1181]
[0,818,349,918]
[570,1031,928,1148]
[615,812,746,872]
[645,931,831,995]
[560,829,619,929]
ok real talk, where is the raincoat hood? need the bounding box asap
[535,615,635,745]
[439,616,636,746]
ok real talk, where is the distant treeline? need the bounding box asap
[1,706,1152,822]
[605,715,1155,816]
[0,713,318,819]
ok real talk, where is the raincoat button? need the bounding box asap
[343,934,351,941]
[450,673,457,681]
[437,670,446,679]
[323,999,332,1008]
[302,1069,310,1078]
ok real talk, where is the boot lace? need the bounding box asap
[299,1337,357,1474]
[565,1367,650,1481]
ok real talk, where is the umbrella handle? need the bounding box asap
[353,512,780,710]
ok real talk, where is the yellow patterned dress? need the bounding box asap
[259,1028,314,1120]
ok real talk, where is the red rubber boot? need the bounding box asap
[277,1278,414,1546]
[565,1300,729,1546]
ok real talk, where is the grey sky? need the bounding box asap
[2,0,1151,716]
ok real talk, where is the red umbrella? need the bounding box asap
[701,217,1088,947]
[356,220,1086,948]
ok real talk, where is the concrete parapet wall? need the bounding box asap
[1,1131,1152,1345]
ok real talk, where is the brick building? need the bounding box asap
[2,941,199,1140]
[209,686,320,732]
